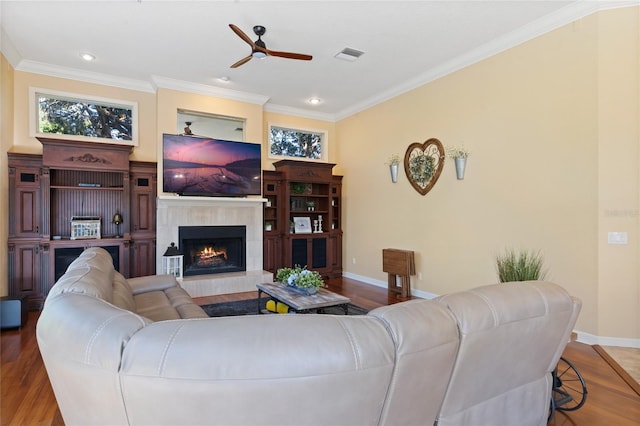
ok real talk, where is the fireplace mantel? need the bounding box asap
[157,195,267,207]
[156,195,271,296]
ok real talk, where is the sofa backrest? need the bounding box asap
[369,299,460,426]
[46,247,116,304]
[117,314,398,425]
[434,281,581,426]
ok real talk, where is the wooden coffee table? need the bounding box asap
[257,282,351,314]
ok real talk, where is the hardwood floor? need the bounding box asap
[2,276,639,425]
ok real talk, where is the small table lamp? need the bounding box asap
[162,242,183,279]
[112,212,123,238]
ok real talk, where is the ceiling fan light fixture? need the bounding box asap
[334,47,364,62]
[252,51,267,59]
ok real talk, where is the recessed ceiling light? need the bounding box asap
[80,52,95,61]
[334,47,364,62]
[217,76,231,83]
[307,97,322,105]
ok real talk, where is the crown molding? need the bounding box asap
[334,0,640,121]
[14,59,156,93]
[1,29,22,68]
[151,75,270,106]
[263,103,337,122]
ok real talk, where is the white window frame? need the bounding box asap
[268,123,328,162]
[30,87,139,146]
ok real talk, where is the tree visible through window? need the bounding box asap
[269,126,324,160]
[37,93,134,141]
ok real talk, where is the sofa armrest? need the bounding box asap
[127,274,179,295]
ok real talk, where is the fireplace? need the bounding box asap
[179,225,246,277]
[157,196,272,296]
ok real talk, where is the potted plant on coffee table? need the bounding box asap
[276,265,324,295]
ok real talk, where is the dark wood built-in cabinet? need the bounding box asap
[7,138,157,309]
[129,161,157,278]
[263,160,342,279]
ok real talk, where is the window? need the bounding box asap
[268,125,327,161]
[30,88,138,146]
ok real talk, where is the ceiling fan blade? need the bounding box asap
[229,24,255,48]
[266,49,312,61]
[230,55,253,68]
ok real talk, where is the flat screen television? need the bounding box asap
[162,134,261,197]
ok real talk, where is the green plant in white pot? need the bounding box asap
[496,249,547,282]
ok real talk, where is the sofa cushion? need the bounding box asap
[133,285,207,321]
[127,274,181,295]
[112,272,136,312]
[134,291,182,321]
[176,303,209,319]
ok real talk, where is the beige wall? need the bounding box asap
[596,7,640,340]
[337,7,639,340]
[1,54,15,296]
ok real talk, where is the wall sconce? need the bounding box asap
[112,212,124,238]
[162,242,183,279]
[386,154,400,183]
[446,146,470,180]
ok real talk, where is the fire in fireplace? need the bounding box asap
[179,226,246,277]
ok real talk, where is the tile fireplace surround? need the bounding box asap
[156,195,273,297]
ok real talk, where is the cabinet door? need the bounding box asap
[263,236,281,273]
[11,169,41,238]
[131,176,156,233]
[8,241,43,309]
[328,233,342,277]
[131,239,156,277]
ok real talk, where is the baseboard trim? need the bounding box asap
[575,331,640,349]
[341,272,439,300]
[593,345,640,397]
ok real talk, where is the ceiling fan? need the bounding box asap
[228,24,313,68]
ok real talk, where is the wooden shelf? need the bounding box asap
[7,140,158,310]
[262,160,342,279]
[50,185,124,190]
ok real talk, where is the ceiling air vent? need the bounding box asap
[334,48,365,62]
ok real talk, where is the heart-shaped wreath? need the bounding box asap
[404,138,445,196]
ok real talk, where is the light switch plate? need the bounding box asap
[607,232,628,245]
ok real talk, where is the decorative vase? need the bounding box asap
[389,164,399,183]
[287,284,318,295]
[455,157,466,180]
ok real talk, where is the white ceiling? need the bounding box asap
[1,1,636,121]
